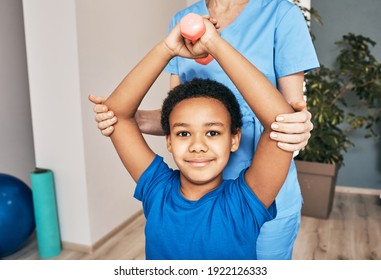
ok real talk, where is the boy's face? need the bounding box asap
[166,97,241,190]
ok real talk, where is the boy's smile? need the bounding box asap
[185,158,214,167]
[166,97,241,200]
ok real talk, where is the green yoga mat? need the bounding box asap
[30,168,61,258]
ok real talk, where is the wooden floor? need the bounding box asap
[293,191,381,260]
[4,192,381,260]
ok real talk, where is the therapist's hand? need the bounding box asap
[88,95,117,136]
[270,100,313,152]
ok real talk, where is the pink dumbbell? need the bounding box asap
[179,13,213,65]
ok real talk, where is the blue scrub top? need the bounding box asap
[164,0,320,217]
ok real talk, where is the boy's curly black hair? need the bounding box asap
[161,78,243,135]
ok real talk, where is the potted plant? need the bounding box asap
[295,33,381,218]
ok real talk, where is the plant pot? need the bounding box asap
[295,160,340,219]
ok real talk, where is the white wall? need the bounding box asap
[0,0,35,185]
[22,0,92,246]
[187,0,198,6]
[22,0,186,248]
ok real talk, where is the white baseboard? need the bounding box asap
[336,185,381,196]
[61,241,92,254]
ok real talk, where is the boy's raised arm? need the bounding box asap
[102,42,173,183]
[200,20,294,208]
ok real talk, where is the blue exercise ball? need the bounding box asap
[0,173,35,258]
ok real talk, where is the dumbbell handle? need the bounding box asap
[179,13,213,65]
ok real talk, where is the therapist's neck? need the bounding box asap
[206,0,249,10]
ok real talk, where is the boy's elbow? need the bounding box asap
[104,100,134,121]
[257,103,294,130]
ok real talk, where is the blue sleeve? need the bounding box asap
[274,4,320,77]
[134,155,176,215]
[228,169,277,228]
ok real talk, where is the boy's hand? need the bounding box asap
[162,23,190,58]
[183,16,220,58]
[163,16,219,60]
[88,95,117,136]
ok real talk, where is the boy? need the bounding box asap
[90,16,294,259]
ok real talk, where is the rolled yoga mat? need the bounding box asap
[30,168,61,258]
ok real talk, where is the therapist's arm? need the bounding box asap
[271,72,313,152]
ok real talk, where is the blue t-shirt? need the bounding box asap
[164,0,320,218]
[134,155,277,260]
